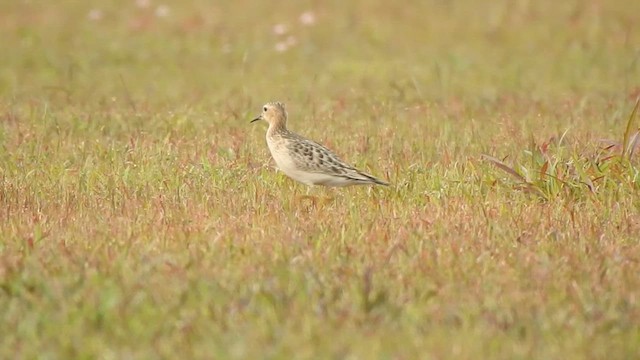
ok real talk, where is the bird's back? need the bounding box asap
[267,130,388,187]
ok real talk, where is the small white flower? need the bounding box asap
[135,0,151,8]
[272,23,288,35]
[299,11,316,26]
[155,4,170,18]
[87,9,103,21]
[274,42,289,52]
[285,35,297,47]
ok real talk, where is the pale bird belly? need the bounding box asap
[271,153,315,185]
[268,141,347,186]
[274,159,350,186]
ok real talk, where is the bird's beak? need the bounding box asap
[250,115,262,123]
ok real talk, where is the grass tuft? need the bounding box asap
[1,0,640,358]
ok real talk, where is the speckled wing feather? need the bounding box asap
[284,134,389,186]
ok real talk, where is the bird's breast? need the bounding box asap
[267,138,294,170]
[266,137,313,184]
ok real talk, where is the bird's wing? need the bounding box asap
[287,137,388,185]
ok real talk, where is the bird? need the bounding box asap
[251,101,389,187]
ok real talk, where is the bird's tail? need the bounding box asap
[356,170,390,186]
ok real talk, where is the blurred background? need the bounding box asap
[2,0,638,113]
[2,1,640,358]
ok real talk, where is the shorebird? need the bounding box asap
[251,102,389,187]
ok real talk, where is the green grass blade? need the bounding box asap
[622,97,640,159]
[481,154,526,182]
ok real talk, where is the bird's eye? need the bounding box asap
[263,107,267,112]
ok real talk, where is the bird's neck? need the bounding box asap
[267,121,288,138]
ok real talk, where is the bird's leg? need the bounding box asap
[320,187,337,205]
[295,186,319,207]
[295,186,337,208]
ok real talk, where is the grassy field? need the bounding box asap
[1,0,640,358]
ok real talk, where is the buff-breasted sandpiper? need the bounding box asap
[251,102,389,187]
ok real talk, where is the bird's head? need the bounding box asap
[251,102,287,128]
